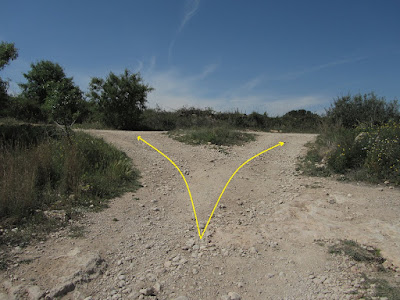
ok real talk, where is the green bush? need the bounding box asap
[326,128,366,173]
[300,120,400,185]
[0,124,60,148]
[364,122,400,184]
[140,107,177,130]
[326,92,399,128]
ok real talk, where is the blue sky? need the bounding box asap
[1,0,399,115]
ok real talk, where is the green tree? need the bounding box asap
[43,78,84,126]
[0,42,18,116]
[89,69,153,130]
[18,60,83,123]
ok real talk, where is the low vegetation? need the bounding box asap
[168,126,256,146]
[299,93,400,185]
[328,240,400,300]
[328,240,383,263]
[0,125,140,245]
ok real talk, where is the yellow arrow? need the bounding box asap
[137,135,284,239]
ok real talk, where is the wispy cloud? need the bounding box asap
[179,0,201,33]
[275,56,367,81]
[140,59,325,115]
[169,0,201,63]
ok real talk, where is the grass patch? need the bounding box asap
[0,128,140,245]
[328,240,384,263]
[168,126,256,146]
[328,240,400,299]
[370,278,400,299]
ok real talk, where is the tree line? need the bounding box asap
[0,42,153,130]
[1,41,399,133]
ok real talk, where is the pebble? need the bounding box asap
[228,291,241,300]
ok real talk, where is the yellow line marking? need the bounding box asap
[137,136,284,239]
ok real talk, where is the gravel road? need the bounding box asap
[1,130,399,300]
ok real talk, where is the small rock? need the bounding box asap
[347,193,352,197]
[128,292,140,299]
[249,247,258,254]
[118,275,126,281]
[173,297,189,300]
[139,287,155,296]
[228,291,241,300]
[237,282,244,288]
[164,261,172,268]
[328,199,336,204]
[153,282,162,293]
[26,285,44,300]
[186,238,195,248]
[48,281,75,298]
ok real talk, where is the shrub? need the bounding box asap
[326,92,399,128]
[300,120,400,185]
[326,128,366,173]
[0,130,139,226]
[364,122,400,184]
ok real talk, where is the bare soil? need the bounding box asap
[1,130,399,300]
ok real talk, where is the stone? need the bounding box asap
[164,261,172,268]
[128,292,140,299]
[48,281,75,298]
[139,287,155,296]
[228,291,241,300]
[249,247,258,254]
[118,275,126,281]
[153,282,162,293]
[186,238,195,248]
[26,285,44,300]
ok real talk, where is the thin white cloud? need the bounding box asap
[141,59,325,115]
[169,0,201,63]
[275,56,368,81]
[179,0,201,33]
[242,76,263,91]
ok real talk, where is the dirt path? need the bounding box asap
[1,130,399,300]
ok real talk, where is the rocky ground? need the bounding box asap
[1,130,399,300]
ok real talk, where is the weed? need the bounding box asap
[362,275,400,300]
[168,126,256,146]
[328,240,384,263]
